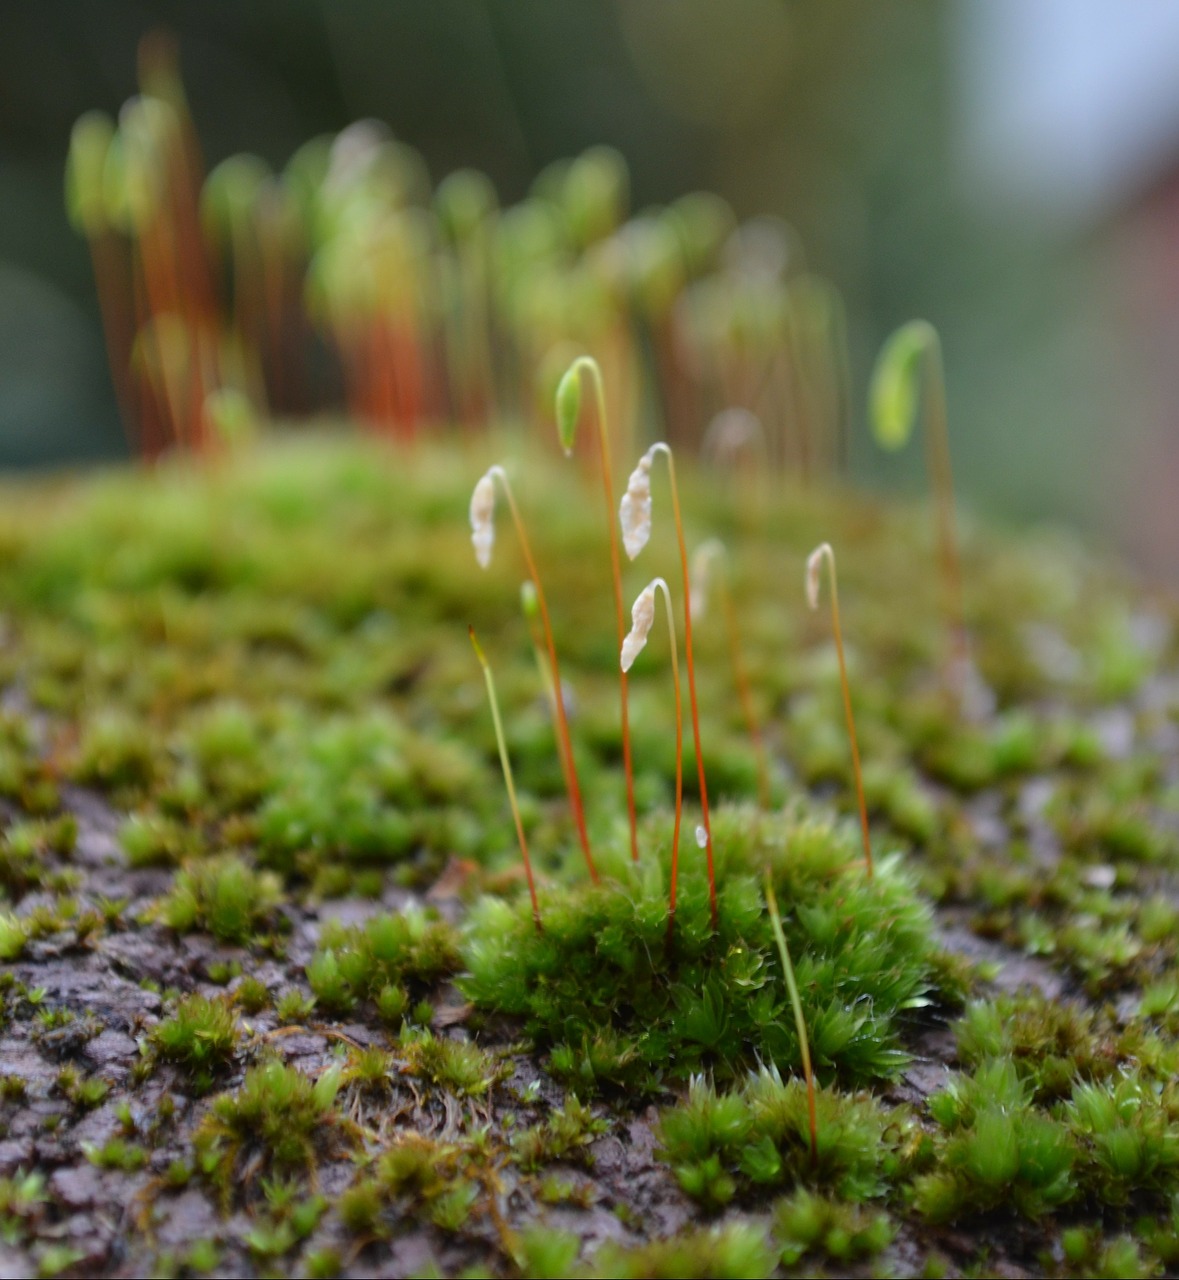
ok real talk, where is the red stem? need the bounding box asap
[495,471,597,882]
[655,445,716,929]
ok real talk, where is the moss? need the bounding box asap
[304,906,460,1016]
[0,435,1176,1269]
[463,811,947,1093]
[338,1132,486,1243]
[158,855,282,944]
[0,913,28,961]
[657,1071,905,1208]
[772,1187,893,1266]
[399,1027,504,1097]
[586,1221,776,1278]
[152,993,239,1089]
[511,1096,607,1171]
[194,1059,355,1208]
[914,1058,1077,1222]
[1066,1072,1179,1208]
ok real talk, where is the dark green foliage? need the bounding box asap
[463,812,945,1093]
[657,1071,900,1208]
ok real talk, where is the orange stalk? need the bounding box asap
[473,467,597,882]
[620,578,683,944]
[806,543,872,878]
[557,356,639,863]
[644,443,716,929]
[694,541,770,810]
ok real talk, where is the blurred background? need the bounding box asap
[1,0,1176,578]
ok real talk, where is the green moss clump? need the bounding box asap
[0,913,28,961]
[462,810,946,1093]
[305,907,460,1017]
[254,712,487,886]
[955,995,1123,1102]
[914,1057,1077,1222]
[194,1060,354,1208]
[0,816,77,899]
[1067,1072,1179,1207]
[399,1026,503,1097]
[773,1188,893,1267]
[152,993,239,1089]
[337,1133,484,1241]
[657,1072,902,1209]
[511,1096,607,1172]
[159,855,282,944]
[72,709,158,795]
[587,1221,776,1279]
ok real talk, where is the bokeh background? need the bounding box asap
[1,0,1176,578]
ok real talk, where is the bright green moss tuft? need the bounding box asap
[462,810,947,1093]
[773,1187,893,1266]
[657,1071,903,1208]
[305,907,460,1016]
[152,993,239,1087]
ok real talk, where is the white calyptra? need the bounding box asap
[695,824,707,849]
[470,471,496,569]
[620,582,657,672]
[806,543,830,610]
[619,449,654,560]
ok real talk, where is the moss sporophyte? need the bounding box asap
[459,355,958,1108]
[469,463,597,882]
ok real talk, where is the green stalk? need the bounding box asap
[470,626,541,931]
[763,866,817,1167]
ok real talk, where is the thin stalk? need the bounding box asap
[806,543,872,878]
[921,333,969,680]
[764,867,817,1168]
[564,356,639,863]
[650,443,717,930]
[470,627,541,932]
[520,582,576,808]
[714,564,770,810]
[625,578,683,946]
[489,467,597,882]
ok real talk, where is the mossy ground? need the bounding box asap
[0,435,1177,1276]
